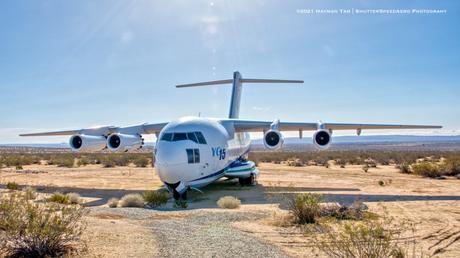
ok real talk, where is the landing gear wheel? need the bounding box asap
[239,174,256,186]
[173,190,188,200]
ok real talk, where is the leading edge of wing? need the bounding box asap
[20,122,169,137]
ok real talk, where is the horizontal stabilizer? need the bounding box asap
[176,78,303,88]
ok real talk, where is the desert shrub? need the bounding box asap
[440,156,460,176]
[66,193,81,204]
[287,193,322,224]
[107,198,119,208]
[378,180,385,186]
[133,157,149,167]
[119,193,144,208]
[397,163,411,174]
[0,193,86,257]
[143,190,169,208]
[23,186,37,200]
[48,192,70,204]
[76,156,90,167]
[286,158,304,167]
[321,201,371,221]
[15,164,23,170]
[217,196,241,209]
[313,219,406,258]
[362,165,369,173]
[174,199,188,209]
[6,181,19,191]
[411,162,442,178]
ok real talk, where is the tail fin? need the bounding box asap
[176,71,303,118]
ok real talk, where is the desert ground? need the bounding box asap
[1,162,460,257]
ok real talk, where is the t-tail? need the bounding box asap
[176,71,304,118]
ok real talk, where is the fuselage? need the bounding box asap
[154,116,252,192]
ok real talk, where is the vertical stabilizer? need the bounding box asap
[229,71,243,118]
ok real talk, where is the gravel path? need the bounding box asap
[149,211,289,258]
[89,208,290,258]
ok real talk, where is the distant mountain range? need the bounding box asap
[2,135,460,151]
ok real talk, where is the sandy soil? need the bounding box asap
[1,163,459,257]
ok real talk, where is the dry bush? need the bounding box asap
[143,190,169,208]
[48,192,70,204]
[0,193,86,257]
[23,186,37,200]
[133,156,149,167]
[174,199,188,209]
[397,163,411,174]
[411,162,442,178]
[288,193,322,224]
[217,196,241,209]
[313,218,416,258]
[286,158,304,167]
[119,194,144,208]
[66,193,81,204]
[107,198,119,208]
[268,211,293,227]
[362,165,369,173]
[6,181,19,191]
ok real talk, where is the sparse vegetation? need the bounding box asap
[0,193,86,257]
[378,180,385,186]
[66,192,82,204]
[411,162,442,178]
[6,181,20,190]
[119,193,144,208]
[217,196,241,209]
[143,190,169,208]
[23,186,37,200]
[313,218,411,258]
[133,156,150,167]
[48,192,70,204]
[287,193,322,224]
[174,199,188,209]
[107,198,119,208]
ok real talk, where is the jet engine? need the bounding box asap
[107,133,143,152]
[313,130,331,150]
[69,134,107,152]
[263,130,284,150]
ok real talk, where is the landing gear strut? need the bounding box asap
[239,174,256,186]
[173,190,187,200]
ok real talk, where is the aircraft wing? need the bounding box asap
[225,119,442,133]
[19,122,169,137]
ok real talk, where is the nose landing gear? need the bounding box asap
[173,190,187,201]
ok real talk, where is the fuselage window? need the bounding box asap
[187,132,198,143]
[161,133,173,141]
[195,132,207,144]
[186,148,200,164]
[173,133,187,141]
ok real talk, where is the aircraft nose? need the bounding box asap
[154,143,187,184]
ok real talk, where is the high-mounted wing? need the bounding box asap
[225,119,442,132]
[20,122,168,137]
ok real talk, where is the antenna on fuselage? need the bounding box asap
[175,71,304,119]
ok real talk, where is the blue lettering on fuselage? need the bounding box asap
[212,147,226,160]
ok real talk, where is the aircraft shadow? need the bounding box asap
[1,181,460,209]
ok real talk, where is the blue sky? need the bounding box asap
[0,0,459,143]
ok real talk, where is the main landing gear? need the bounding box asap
[239,173,256,186]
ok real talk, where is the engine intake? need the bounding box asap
[69,135,106,152]
[107,133,143,152]
[263,130,283,150]
[313,130,331,150]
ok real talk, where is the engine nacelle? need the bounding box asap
[69,134,106,152]
[107,133,143,152]
[263,130,284,150]
[313,130,331,150]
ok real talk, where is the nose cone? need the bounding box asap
[155,142,188,184]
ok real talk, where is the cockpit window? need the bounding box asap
[195,132,207,144]
[160,133,173,141]
[160,131,207,144]
[187,132,198,143]
[173,133,187,141]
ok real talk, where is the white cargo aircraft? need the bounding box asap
[21,71,441,200]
